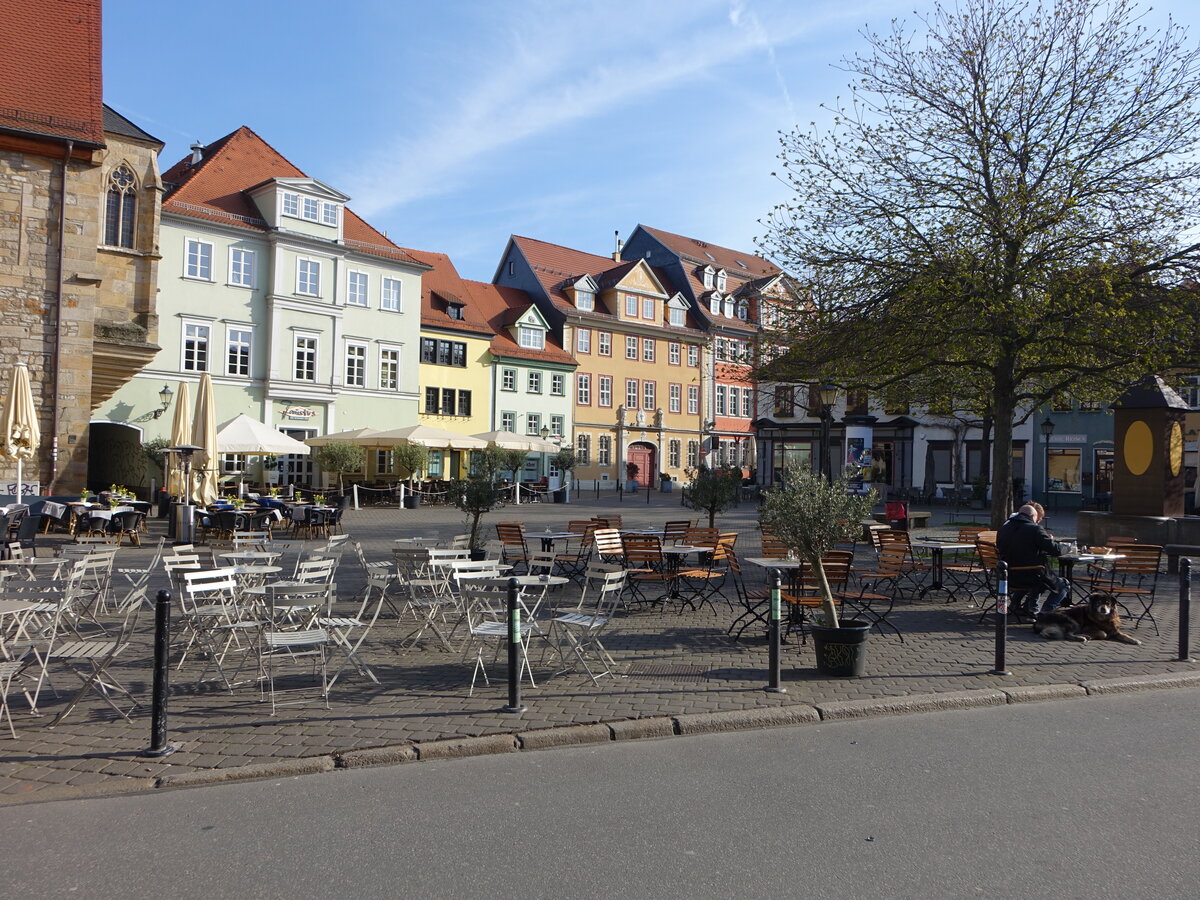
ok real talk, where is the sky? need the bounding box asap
[103,0,1197,282]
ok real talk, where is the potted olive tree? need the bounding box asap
[452,446,509,557]
[681,465,741,527]
[551,448,576,503]
[759,467,877,677]
[392,443,427,509]
[312,441,364,506]
[625,461,640,493]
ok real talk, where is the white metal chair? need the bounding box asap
[552,567,626,683]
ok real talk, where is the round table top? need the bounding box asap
[536,531,581,539]
[233,565,282,576]
[0,556,65,567]
[661,545,703,554]
[0,599,37,614]
[510,575,570,586]
[221,551,280,562]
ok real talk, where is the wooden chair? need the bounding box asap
[592,528,624,565]
[620,534,669,606]
[784,551,852,642]
[726,550,771,641]
[663,520,695,545]
[495,522,529,574]
[676,534,736,612]
[1091,544,1162,634]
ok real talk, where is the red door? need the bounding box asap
[627,442,655,487]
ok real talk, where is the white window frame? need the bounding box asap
[716,269,727,291]
[347,270,369,307]
[501,368,517,392]
[598,435,612,466]
[229,247,255,288]
[302,196,320,221]
[379,346,400,391]
[576,290,594,311]
[184,238,213,281]
[576,328,591,353]
[550,373,565,396]
[625,336,638,360]
[688,385,699,415]
[598,331,612,356]
[669,342,681,365]
[181,320,211,372]
[626,378,639,409]
[345,341,367,387]
[297,258,321,297]
[577,373,591,405]
[282,192,300,217]
[716,385,727,416]
[598,375,612,407]
[518,325,545,349]
[321,202,339,226]
[625,294,638,317]
[669,439,681,468]
[688,345,699,367]
[669,383,681,414]
[643,380,655,410]
[642,297,654,320]
[576,433,591,465]
[501,411,516,432]
[642,338,655,362]
[527,370,542,394]
[526,412,542,436]
[293,334,318,382]
[669,307,686,327]
[549,414,564,438]
[687,439,699,468]
[225,325,253,377]
[381,277,402,312]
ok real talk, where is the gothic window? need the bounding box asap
[105,165,137,248]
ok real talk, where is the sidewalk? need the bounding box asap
[2,497,1192,805]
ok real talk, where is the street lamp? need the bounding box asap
[1040,415,1056,505]
[152,384,174,419]
[818,381,838,482]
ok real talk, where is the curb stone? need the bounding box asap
[607,716,677,741]
[1000,683,1088,703]
[674,705,820,735]
[0,777,158,807]
[1081,670,1200,695]
[816,689,1007,721]
[518,723,611,750]
[337,744,419,768]
[156,756,335,788]
[415,733,519,760]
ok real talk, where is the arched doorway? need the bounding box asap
[88,422,147,494]
[626,441,656,488]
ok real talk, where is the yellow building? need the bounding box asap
[494,236,706,489]
[407,249,494,479]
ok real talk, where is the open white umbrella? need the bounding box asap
[166,380,192,498]
[368,424,488,450]
[217,414,311,456]
[190,373,219,506]
[1,363,40,501]
[471,429,558,453]
[304,427,384,448]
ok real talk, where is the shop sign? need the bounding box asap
[281,405,317,421]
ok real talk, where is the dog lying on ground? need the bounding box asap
[1032,593,1141,644]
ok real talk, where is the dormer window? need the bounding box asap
[716,269,728,292]
[702,266,715,290]
[709,292,721,315]
[302,197,320,221]
[722,297,735,318]
[669,306,685,327]
[577,289,594,311]
[321,202,339,226]
[736,300,750,321]
[283,192,300,217]
[446,302,465,320]
[518,325,545,350]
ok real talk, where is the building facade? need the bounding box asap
[97,127,425,490]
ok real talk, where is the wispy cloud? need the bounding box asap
[342,0,823,217]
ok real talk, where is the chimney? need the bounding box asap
[189,141,204,166]
[612,229,624,262]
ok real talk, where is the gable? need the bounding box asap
[614,260,667,297]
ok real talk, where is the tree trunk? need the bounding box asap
[989,376,1017,529]
[812,556,840,628]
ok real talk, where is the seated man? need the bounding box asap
[996,503,1070,618]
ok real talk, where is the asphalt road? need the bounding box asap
[5,687,1198,899]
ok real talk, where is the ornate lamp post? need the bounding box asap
[1040,415,1056,506]
[153,384,174,419]
[818,381,839,483]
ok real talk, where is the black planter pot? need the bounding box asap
[403,494,420,509]
[469,548,487,561]
[810,619,871,677]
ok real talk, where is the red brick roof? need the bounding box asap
[404,248,495,337]
[0,0,104,146]
[510,235,704,332]
[466,280,576,366]
[161,126,421,266]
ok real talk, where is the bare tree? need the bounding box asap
[759,0,1200,526]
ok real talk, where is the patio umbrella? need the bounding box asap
[746,435,757,472]
[190,373,219,506]
[471,429,558,453]
[369,424,488,450]
[165,380,192,498]
[217,414,311,456]
[304,427,384,448]
[1,362,40,501]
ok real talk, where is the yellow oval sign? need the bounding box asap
[1170,421,1183,476]
[1123,420,1154,476]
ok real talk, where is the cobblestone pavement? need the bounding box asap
[2,494,1194,803]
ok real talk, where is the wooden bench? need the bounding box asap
[871,510,931,529]
[1164,544,1200,574]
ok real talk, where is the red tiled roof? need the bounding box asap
[466,279,576,366]
[510,235,704,332]
[0,0,104,146]
[161,126,421,266]
[404,248,495,337]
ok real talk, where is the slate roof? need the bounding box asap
[160,126,421,267]
[0,0,105,146]
[102,105,161,145]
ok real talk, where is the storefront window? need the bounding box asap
[1046,447,1081,492]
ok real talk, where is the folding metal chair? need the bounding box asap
[552,567,626,683]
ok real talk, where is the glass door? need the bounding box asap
[281,427,315,486]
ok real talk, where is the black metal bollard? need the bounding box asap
[990,561,1010,675]
[646,479,651,504]
[141,589,176,758]
[1179,558,1192,662]
[765,569,786,693]
[502,577,526,713]
[618,481,624,503]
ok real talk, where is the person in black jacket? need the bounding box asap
[996,504,1070,617]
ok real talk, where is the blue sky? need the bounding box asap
[104,0,1196,282]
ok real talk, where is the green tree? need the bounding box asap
[680,466,742,528]
[312,441,364,493]
[451,445,512,550]
[759,0,1200,526]
[760,468,877,627]
[552,448,577,502]
[391,443,427,492]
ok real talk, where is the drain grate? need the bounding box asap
[625,663,710,681]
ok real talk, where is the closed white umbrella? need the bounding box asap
[166,380,192,497]
[1,362,40,501]
[191,373,219,505]
[217,414,311,455]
